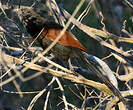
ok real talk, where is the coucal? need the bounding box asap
[17,8,126,104]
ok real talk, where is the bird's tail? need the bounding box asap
[78,51,126,105]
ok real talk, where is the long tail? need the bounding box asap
[78,51,126,105]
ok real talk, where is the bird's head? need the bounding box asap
[17,8,43,26]
[17,8,55,26]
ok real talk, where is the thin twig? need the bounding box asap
[27,77,56,110]
[56,77,68,110]
[43,87,51,110]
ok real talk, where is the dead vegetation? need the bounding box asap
[0,0,133,110]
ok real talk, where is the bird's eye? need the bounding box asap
[21,11,25,15]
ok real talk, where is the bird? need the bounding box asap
[17,7,126,104]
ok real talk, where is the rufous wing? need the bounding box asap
[42,29,87,53]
